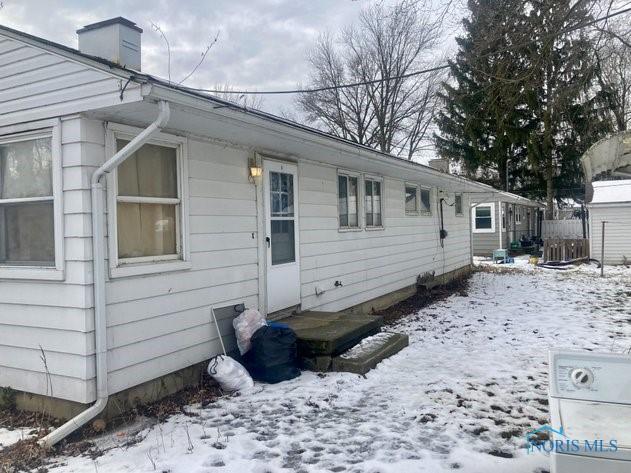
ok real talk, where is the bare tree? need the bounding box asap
[298,0,445,160]
[594,15,631,131]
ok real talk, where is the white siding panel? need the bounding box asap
[103,138,260,396]
[590,205,631,265]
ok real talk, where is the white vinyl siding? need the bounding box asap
[103,137,258,395]
[299,163,471,313]
[0,34,142,128]
[0,117,97,403]
[589,204,631,265]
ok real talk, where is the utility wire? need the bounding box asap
[180,5,631,96]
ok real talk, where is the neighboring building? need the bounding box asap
[0,18,514,419]
[589,180,631,265]
[471,199,543,256]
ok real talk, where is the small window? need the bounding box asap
[0,136,55,266]
[420,187,431,214]
[338,173,359,228]
[365,178,383,227]
[116,140,182,261]
[454,194,463,215]
[473,203,495,233]
[515,206,522,224]
[405,184,418,214]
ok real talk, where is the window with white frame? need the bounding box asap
[114,139,183,264]
[365,178,383,227]
[405,184,418,215]
[515,206,522,224]
[420,187,431,214]
[338,173,359,228]
[0,134,55,267]
[472,203,495,233]
[454,194,463,215]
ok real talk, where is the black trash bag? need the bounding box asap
[243,326,301,383]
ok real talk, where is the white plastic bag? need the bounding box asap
[233,308,267,355]
[207,355,254,392]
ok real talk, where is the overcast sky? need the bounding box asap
[1,0,440,114]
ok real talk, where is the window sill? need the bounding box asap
[110,260,192,278]
[338,227,362,233]
[365,226,385,231]
[472,228,495,234]
[0,266,64,281]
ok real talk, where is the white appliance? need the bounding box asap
[548,350,631,472]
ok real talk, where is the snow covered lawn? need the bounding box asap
[48,264,631,473]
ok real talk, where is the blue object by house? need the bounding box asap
[492,249,509,264]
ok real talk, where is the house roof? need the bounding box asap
[590,180,631,204]
[0,21,540,206]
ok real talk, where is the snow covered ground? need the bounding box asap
[41,264,631,472]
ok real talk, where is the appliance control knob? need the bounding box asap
[570,368,594,388]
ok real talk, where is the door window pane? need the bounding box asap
[270,171,294,217]
[117,140,177,198]
[271,220,295,265]
[0,202,54,265]
[117,203,177,258]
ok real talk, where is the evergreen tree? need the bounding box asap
[436,0,612,213]
[435,0,533,191]
[524,0,612,215]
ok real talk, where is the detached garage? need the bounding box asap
[589,180,631,265]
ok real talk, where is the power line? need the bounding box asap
[180,5,631,96]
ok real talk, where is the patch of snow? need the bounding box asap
[45,267,631,473]
[0,427,35,451]
[339,332,394,359]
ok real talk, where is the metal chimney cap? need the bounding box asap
[77,17,142,34]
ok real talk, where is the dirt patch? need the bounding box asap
[0,373,222,472]
[375,273,471,326]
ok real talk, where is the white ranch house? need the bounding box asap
[0,18,537,441]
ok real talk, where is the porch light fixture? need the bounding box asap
[249,154,263,180]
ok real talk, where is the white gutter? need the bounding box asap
[39,101,171,448]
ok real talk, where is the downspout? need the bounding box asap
[39,101,171,448]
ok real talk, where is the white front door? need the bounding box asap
[263,160,300,313]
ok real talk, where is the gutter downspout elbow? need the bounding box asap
[39,101,170,448]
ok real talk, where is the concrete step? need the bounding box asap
[331,332,409,375]
[282,311,383,357]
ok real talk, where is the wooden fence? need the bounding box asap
[542,219,586,239]
[543,238,590,263]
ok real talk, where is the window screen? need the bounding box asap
[0,137,55,266]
